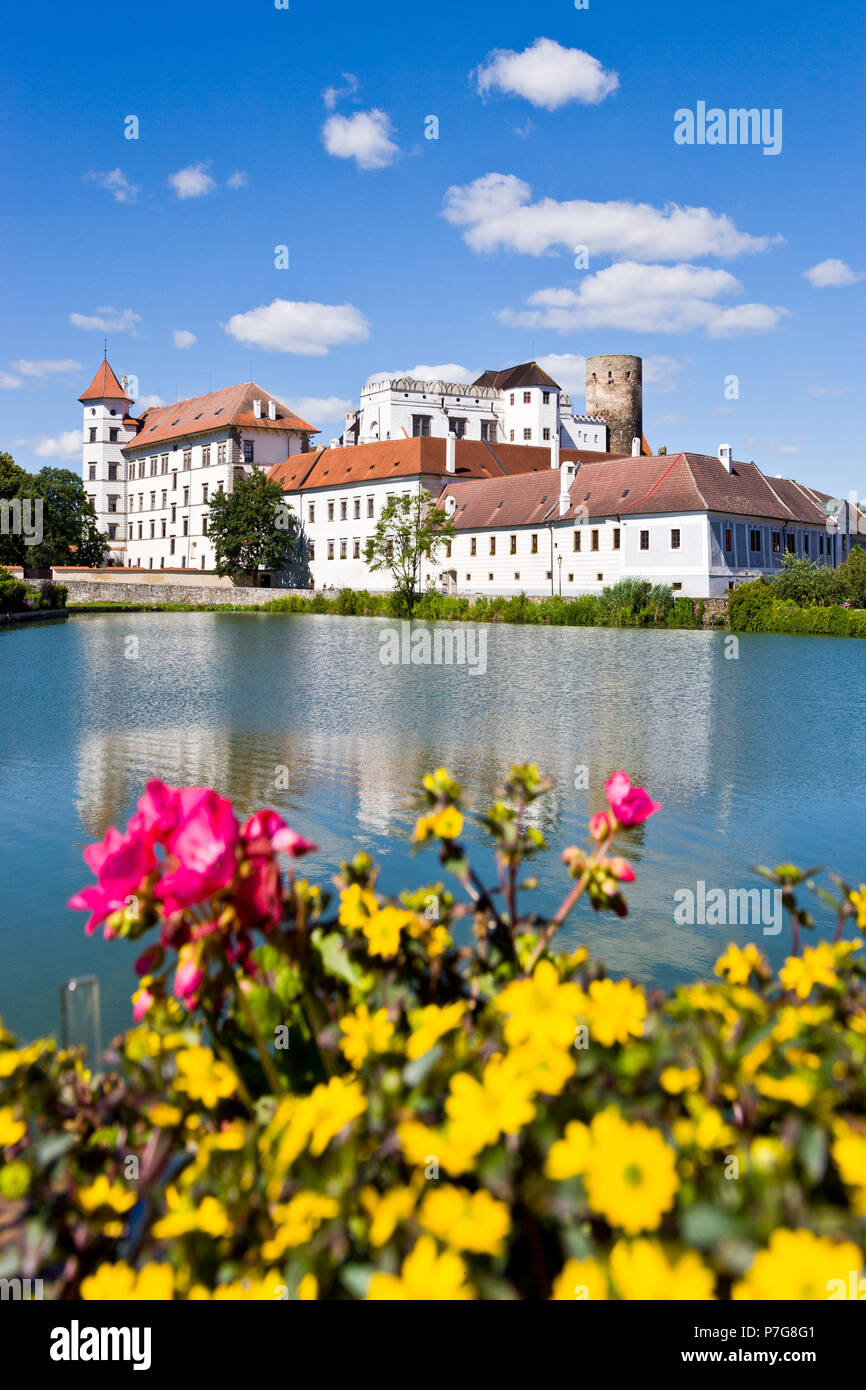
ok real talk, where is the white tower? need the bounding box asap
[79,359,134,564]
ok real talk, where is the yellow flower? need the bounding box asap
[152,1187,231,1239]
[832,1123,866,1191]
[306,1075,368,1155]
[495,960,586,1051]
[173,1047,237,1108]
[148,1103,183,1127]
[779,943,838,1000]
[584,1108,679,1235]
[504,1041,575,1097]
[81,1262,174,1301]
[754,1073,816,1108]
[262,1193,339,1261]
[445,1054,535,1151]
[361,1185,417,1247]
[397,1120,478,1176]
[545,1121,592,1180]
[77,1174,136,1217]
[406,1002,466,1061]
[0,1039,52,1077]
[0,1107,26,1146]
[733,1229,864,1300]
[582,978,647,1047]
[610,1240,715,1300]
[363,907,411,958]
[338,883,378,930]
[714,942,766,985]
[419,1185,510,1256]
[550,1258,609,1300]
[749,1137,785,1174]
[190,1270,284,1300]
[339,1005,395,1068]
[298,1273,318,1301]
[426,925,451,958]
[413,807,463,843]
[366,1235,475,1300]
[849,886,866,928]
[659,1066,701,1095]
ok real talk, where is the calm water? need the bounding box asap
[1,612,864,1041]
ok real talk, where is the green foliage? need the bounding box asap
[772,553,846,606]
[208,467,299,580]
[728,578,776,632]
[0,457,107,568]
[363,491,455,615]
[837,544,866,608]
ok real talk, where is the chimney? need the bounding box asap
[253,399,263,419]
[558,459,575,516]
[631,436,641,457]
[445,432,456,474]
[268,400,276,421]
[719,444,733,473]
[550,435,561,470]
[658,446,667,456]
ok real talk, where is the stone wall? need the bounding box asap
[701,595,729,626]
[64,581,310,607]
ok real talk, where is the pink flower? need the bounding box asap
[131,779,181,841]
[604,772,661,828]
[241,810,317,859]
[589,811,611,841]
[68,826,155,936]
[155,787,239,914]
[606,857,635,882]
[173,945,203,1004]
[132,986,155,1022]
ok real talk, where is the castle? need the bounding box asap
[78,354,853,597]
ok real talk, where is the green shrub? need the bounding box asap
[728,579,775,632]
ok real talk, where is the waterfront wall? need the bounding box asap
[64,581,310,606]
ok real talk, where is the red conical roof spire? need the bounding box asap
[78,359,133,403]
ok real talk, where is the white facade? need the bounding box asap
[81,388,136,563]
[343,375,606,452]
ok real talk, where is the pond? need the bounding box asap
[1,611,864,1041]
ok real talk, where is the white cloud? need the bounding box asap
[173,330,197,350]
[0,371,22,389]
[70,307,141,335]
[322,109,399,170]
[11,359,82,378]
[138,394,165,410]
[323,73,359,110]
[168,162,216,199]
[746,435,802,455]
[803,258,864,287]
[23,430,83,461]
[442,173,778,261]
[365,363,478,385]
[226,170,248,189]
[475,38,619,111]
[224,299,370,355]
[84,168,140,203]
[535,353,586,394]
[643,355,687,392]
[498,262,787,338]
[284,395,352,423]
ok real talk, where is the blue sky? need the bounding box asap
[2,0,864,494]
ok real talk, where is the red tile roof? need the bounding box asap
[78,360,133,403]
[438,452,840,529]
[268,437,628,491]
[122,383,318,451]
[473,361,562,391]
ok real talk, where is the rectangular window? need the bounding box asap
[182,517,188,536]
[149,521,155,538]
[150,458,157,476]
[613,528,621,550]
[481,421,497,443]
[106,495,117,513]
[170,538,175,554]
[181,556,186,568]
[449,417,467,438]
[137,522,142,539]
[308,541,315,560]
[183,449,192,470]
[786,534,796,553]
[108,463,118,481]
[523,391,531,404]
[89,428,96,442]
[88,464,96,480]
[470,537,477,556]
[217,444,226,465]
[367,496,374,518]
[172,472,177,491]
[201,556,206,569]
[411,415,431,437]
[340,499,347,521]
[445,541,452,558]
[591,529,599,551]
[128,523,133,539]
[509,430,514,442]
[531,533,538,553]
[171,505,176,523]
[183,487,189,505]
[150,492,155,508]
[514,572,520,581]
[161,455,168,473]
[819,534,824,555]
[327,540,334,559]
[108,524,117,540]
[523,428,531,441]
[573,531,581,552]
[353,497,361,519]
[202,484,208,503]
[672,582,682,591]
[242,441,254,463]
[202,447,210,468]
[339,539,347,559]
[489,536,496,555]
[161,519,166,538]
[725,528,733,552]
[640,530,650,551]
[750,528,762,552]
[671,528,681,550]
[202,515,208,535]
[353,538,360,558]
[308,503,315,524]
[543,392,551,405]
[328,501,335,522]
[109,428,119,442]
[542,427,550,441]
[510,534,517,554]
[509,393,515,406]
[803,533,809,555]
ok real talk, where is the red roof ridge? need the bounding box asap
[680,453,709,510]
[79,359,132,403]
[620,453,687,513]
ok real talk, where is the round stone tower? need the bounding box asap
[585,354,643,456]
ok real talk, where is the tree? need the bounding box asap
[838,543,866,608]
[364,489,455,615]
[208,466,299,581]
[771,552,845,606]
[0,456,107,568]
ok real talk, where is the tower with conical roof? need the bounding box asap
[79,357,135,563]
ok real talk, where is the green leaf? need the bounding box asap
[313,930,365,988]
